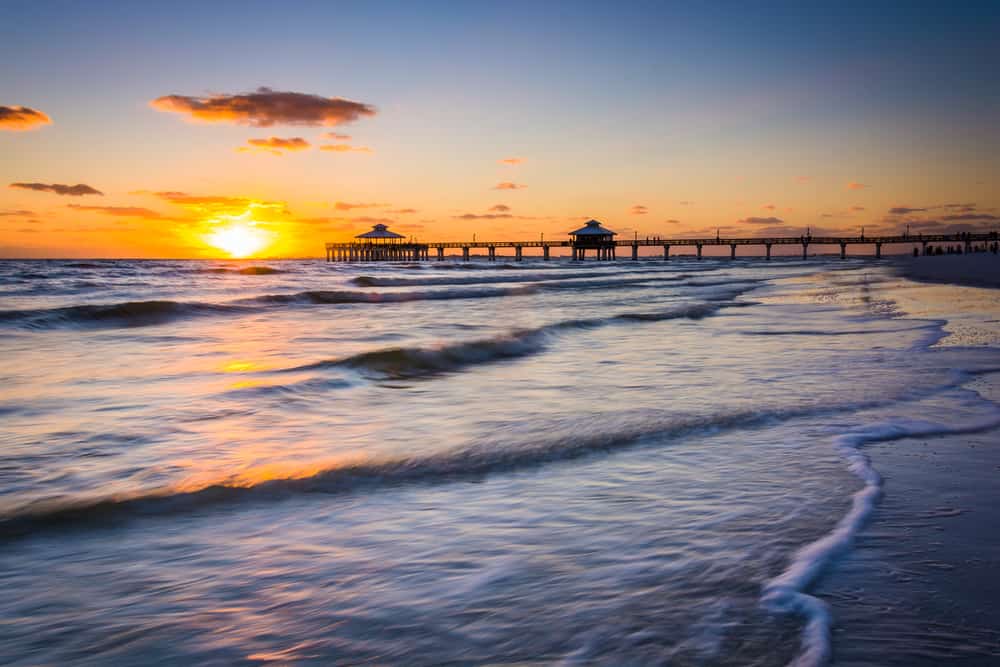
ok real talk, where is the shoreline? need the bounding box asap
[892,254,1000,289]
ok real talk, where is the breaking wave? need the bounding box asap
[0,300,248,329]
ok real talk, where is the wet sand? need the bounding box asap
[894,253,1000,289]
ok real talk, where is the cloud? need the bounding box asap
[889,206,927,214]
[630,205,648,215]
[0,209,34,217]
[795,176,812,184]
[499,157,524,166]
[352,216,395,224]
[739,216,784,225]
[9,182,102,196]
[139,191,288,216]
[850,206,866,212]
[334,201,389,211]
[666,219,681,224]
[489,204,511,212]
[679,200,692,205]
[319,143,373,153]
[0,105,51,131]
[846,182,868,190]
[67,204,164,218]
[455,213,513,220]
[762,204,776,211]
[239,136,311,154]
[494,182,526,190]
[941,213,1000,221]
[322,132,351,140]
[385,208,417,214]
[150,87,376,127]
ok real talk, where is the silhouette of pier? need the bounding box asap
[326,220,999,262]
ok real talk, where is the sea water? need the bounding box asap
[0,256,998,665]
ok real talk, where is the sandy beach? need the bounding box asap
[894,253,1000,289]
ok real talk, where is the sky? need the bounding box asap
[1,0,999,258]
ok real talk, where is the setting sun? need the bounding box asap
[204,219,273,258]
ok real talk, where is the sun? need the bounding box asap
[200,205,278,257]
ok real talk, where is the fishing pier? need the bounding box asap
[326,220,999,262]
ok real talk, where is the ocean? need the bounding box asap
[1,256,998,666]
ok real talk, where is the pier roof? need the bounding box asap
[569,219,617,236]
[356,223,406,240]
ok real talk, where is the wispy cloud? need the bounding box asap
[762,204,776,211]
[66,204,166,218]
[10,182,102,196]
[499,157,524,166]
[385,208,417,214]
[494,182,526,190]
[238,137,311,154]
[150,87,376,127]
[321,132,351,140]
[666,219,681,224]
[846,182,868,190]
[630,205,648,215]
[0,105,51,131]
[0,209,35,217]
[888,206,926,214]
[739,216,784,224]
[454,213,513,220]
[795,176,812,184]
[489,204,511,212]
[334,202,389,211]
[319,144,373,153]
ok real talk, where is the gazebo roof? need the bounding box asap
[356,223,406,239]
[569,219,617,236]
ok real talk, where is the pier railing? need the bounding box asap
[326,232,999,262]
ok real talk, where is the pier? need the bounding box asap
[327,220,999,262]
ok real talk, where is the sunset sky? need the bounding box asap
[2,1,998,258]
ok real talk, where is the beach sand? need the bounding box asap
[819,275,1000,664]
[894,253,1000,289]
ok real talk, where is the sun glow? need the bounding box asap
[202,209,275,257]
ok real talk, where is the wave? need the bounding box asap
[193,266,286,275]
[0,285,538,330]
[0,300,248,329]
[282,300,732,378]
[349,268,700,288]
[245,284,537,306]
[761,411,1000,667]
[5,378,990,541]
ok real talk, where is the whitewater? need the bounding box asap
[1,256,998,666]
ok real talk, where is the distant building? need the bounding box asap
[568,219,617,260]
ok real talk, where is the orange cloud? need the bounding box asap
[139,191,288,217]
[10,182,102,196]
[240,137,311,154]
[322,132,352,140]
[850,206,866,212]
[0,106,51,131]
[150,87,376,127]
[334,201,389,211]
[455,213,513,220]
[499,157,524,165]
[319,143,373,153]
[846,182,868,190]
[739,216,784,224]
[494,182,526,190]
[385,208,417,214]
[0,209,35,216]
[795,176,812,184]
[666,219,681,224]
[489,204,511,212]
[762,204,776,210]
[630,205,648,215]
[67,204,165,218]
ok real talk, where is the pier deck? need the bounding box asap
[327,232,998,262]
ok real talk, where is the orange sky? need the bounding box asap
[2,4,998,258]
